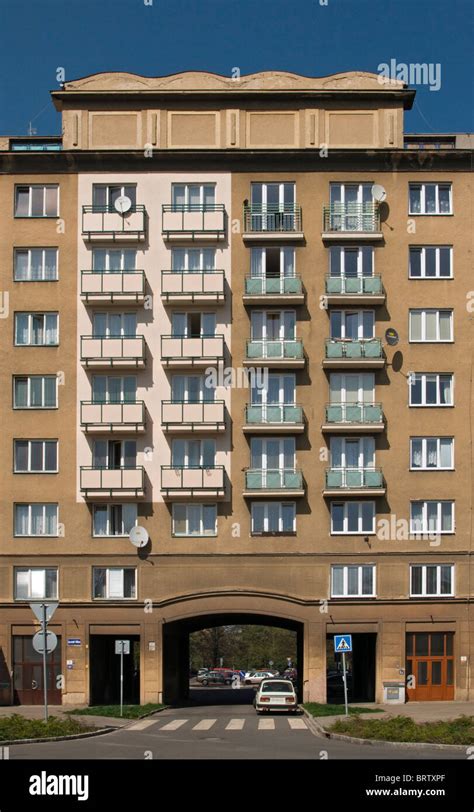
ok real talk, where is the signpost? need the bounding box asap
[115,640,130,717]
[334,634,353,717]
[30,602,58,722]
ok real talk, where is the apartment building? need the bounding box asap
[0,70,472,706]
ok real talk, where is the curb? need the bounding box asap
[65,705,170,728]
[301,708,468,752]
[0,726,117,747]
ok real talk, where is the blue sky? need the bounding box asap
[1,0,473,136]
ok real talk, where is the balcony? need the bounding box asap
[243,404,305,434]
[322,204,383,241]
[244,339,305,368]
[243,468,305,498]
[82,205,147,242]
[323,339,384,369]
[243,276,305,305]
[162,204,226,242]
[161,335,224,368]
[161,270,225,304]
[243,205,304,241]
[81,336,146,368]
[161,400,226,433]
[80,466,145,499]
[322,402,384,434]
[81,270,146,304]
[325,275,385,306]
[161,465,226,499]
[323,467,385,497]
[80,401,146,434]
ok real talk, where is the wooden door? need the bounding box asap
[406,632,454,701]
[13,635,62,705]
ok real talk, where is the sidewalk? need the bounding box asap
[313,700,474,729]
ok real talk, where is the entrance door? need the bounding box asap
[406,632,454,701]
[13,635,62,705]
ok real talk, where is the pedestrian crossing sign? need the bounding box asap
[334,634,352,652]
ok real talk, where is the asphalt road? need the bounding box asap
[6,688,465,761]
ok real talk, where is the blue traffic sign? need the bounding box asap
[334,634,352,653]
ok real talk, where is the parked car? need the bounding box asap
[244,670,276,686]
[197,668,210,677]
[282,667,297,684]
[197,670,232,686]
[254,679,298,713]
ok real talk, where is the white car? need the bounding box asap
[244,670,276,685]
[254,678,298,713]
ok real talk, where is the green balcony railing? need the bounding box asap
[325,275,383,296]
[323,203,380,233]
[246,338,304,360]
[325,339,383,360]
[243,204,302,233]
[245,468,304,491]
[325,467,384,489]
[245,276,303,296]
[325,402,383,425]
[245,403,304,425]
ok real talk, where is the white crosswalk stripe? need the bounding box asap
[258,718,275,730]
[127,719,158,731]
[192,719,217,730]
[159,719,188,731]
[287,718,307,729]
[225,718,245,730]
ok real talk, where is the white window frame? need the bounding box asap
[330,501,376,535]
[92,312,137,337]
[91,375,137,404]
[171,312,216,337]
[329,246,374,277]
[14,567,58,600]
[330,183,373,206]
[410,564,454,597]
[409,373,453,407]
[171,375,215,403]
[250,247,296,278]
[330,310,375,340]
[250,310,296,340]
[409,309,453,342]
[92,440,137,469]
[92,185,136,209]
[171,248,216,271]
[409,183,452,215]
[92,567,137,600]
[14,248,58,281]
[251,373,296,406]
[14,185,59,218]
[410,501,455,535]
[329,373,375,404]
[250,182,295,208]
[92,249,137,271]
[14,504,58,537]
[250,437,296,470]
[250,502,296,535]
[330,437,375,469]
[171,184,215,208]
[171,438,216,468]
[408,246,453,279]
[410,437,454,471]
[331,564,376,598]
[172,504,217,537]
[14,439,58,473]
[13,375,58,409]
[14,312,59,346]
[92,504,138,537]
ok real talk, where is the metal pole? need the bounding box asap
[342,651,348,717]
[42,604,48,722]
[120,645,124,717]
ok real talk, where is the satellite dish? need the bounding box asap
[114,195,132,215]
[371,184,387,203]
[129,526,149,548]
[385,328,399,346]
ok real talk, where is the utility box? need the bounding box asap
[383,681,405,704]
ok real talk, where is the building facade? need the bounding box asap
[0,70,472,706]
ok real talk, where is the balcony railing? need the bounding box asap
[323,203,380,234]
[244,276,303,296]
[161,270,225,302]
[80,466,145,496]
[245,404,304,426]
[325,275,383,296]
[161,335,224,365]
[243,204,303,234]
[325,339,383,360]
[82,205,147,241]
[244,468,304,492]
[325,402,383,426]
[162,204,226,240]
[161,465,225,496]
[81,335,146,367]
[81,400,146,432]
[81,270,146,302]
[246,338,304,362]
[161,400,225,430]
[325,467,384,489]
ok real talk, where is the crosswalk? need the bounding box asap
[127,716,309,733]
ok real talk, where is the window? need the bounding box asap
[92,376,137,404]
[331,501,375,534]
[92,249,136,271]
[93,440,136,469]
[171,184,215,209]
[14,504,58,536]
[14,440,58,473]
[251,502,296,534]
[14,249,58,281]
[249,183,296,230]
[250,247,295,279]
[171,312,216,337]
[329,373,375,404]
[250,437,295,470]
[329,184,374,231]
[330,310,374,340]
[409,373,453,406]
[410,565,454,597]
[171,439,216,467]
[14,568,58,600]
[250,310,296,340]
[172,504,217,536]
[92,504,137,536]
[171,375,215,403]
[15,185,59,217]
[331,565,376,597]
[93,568,136,599]
[15,313,58,345]
[410,438,454,470]
[329,246,374,277]
[409,310,453,342]
[92,185,136,209]
[409,247,452,279]
[93,312,136,337]
[251,373,295,405]
[171,248,216,271]
[409,183,452,215]
[330,437,375,469]
[410,501,454,534]
[13,376,57,408]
